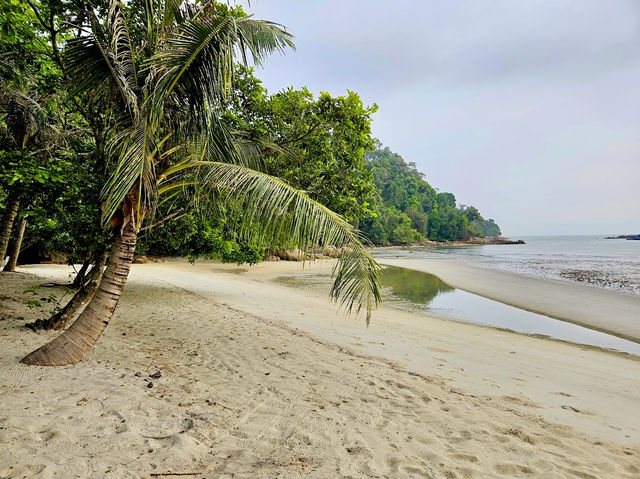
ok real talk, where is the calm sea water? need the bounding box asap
[274,236,640,354]
[372,235,640,295]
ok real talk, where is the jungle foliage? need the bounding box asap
[1,0,503,366]
[6,0,388,366]
[360,143,501,244]
[139,70,501,256]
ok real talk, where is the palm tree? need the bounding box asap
[21,0,381,366]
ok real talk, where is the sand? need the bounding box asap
[1,260,639,478]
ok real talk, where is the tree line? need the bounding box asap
[129,69,503,258]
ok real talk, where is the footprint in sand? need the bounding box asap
[453,453,479,463]
[493,463,535,475]
[561,405,596,416]
[502,427,537,445]
[502,395,542,408]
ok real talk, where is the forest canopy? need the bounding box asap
[139,70,502,257]
[360,143,502,244]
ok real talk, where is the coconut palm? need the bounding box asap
[21,0,381,366]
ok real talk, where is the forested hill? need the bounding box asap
[359,143,501,244]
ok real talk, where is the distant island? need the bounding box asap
[606,235,640,240]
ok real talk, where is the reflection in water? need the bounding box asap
[381,266,454,304]
[372,236,640,296]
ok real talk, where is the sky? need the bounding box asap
[241,0,640,236]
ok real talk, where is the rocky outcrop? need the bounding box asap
[462,237,526,245]
[405,237,525,246]
[606,234,640,240]
[270,246,347,262]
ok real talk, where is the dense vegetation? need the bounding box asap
[138,65,379,262]
[360,143,501,244]
[0,0,500,273]
[1,0,383,366]
[0,0,501,366]
[139,70,502,256]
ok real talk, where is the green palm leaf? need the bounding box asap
[103,118,157,226]
[149,14,293,111]
[65,8,139,118]
[162,159,382,322]
[77,0,380,322]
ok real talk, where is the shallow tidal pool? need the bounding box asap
[276,265,640,355]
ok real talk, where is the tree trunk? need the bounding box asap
[72,256,93,288]
[21,222,138,366]
[26,250,109,331]
[4,214,28,272]
[0,196,20,267]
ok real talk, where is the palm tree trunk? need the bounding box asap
[25,250,109,331]
[21,222,138,366]
[0,196,20,266]
[4,213,28,272]
[72,256,93,288]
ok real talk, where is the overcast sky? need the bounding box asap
[242,1,640,236]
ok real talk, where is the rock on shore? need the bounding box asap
[606,234,640,240]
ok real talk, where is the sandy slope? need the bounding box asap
[378,257,640,342]
[1,262,639,478]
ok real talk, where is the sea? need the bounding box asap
[371,235,640,296]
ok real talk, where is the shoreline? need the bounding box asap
[17,260,640,441]
[369,236,526,248]
[378,257,640,344]
[275,262,640,357]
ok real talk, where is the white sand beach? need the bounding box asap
[1,260,639,478]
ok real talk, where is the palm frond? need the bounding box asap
[230,129,300,170]
[235,18,295,66]
[65,36,113,99]
[148,15,293,113]
[108,0,138,92]
[65,9,139,118]
[102,118,157,227]
[0,85,58,149]
[162,160,381,321]
[161,0,185,30]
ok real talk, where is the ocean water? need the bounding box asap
[372,235,640,295]
[274,235,640,353]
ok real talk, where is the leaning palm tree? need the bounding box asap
[22,0,381,366]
